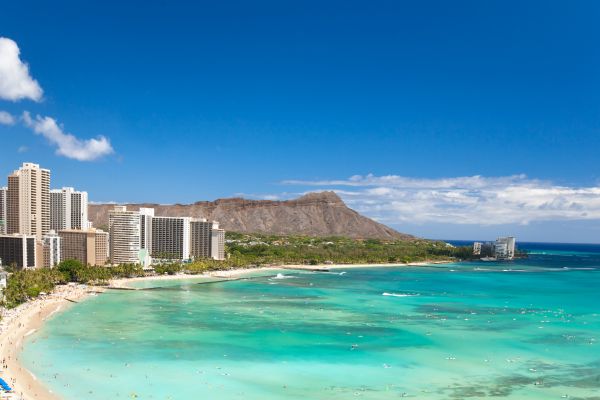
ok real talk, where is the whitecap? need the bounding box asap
[382,292,419,298]
[271,273,295,280]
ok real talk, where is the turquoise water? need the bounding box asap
[23,246,600,399]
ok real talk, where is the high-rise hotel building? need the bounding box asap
[50,187,89,231]
[0,187,6,234]
[190,219,225,260]
[151,216,191,260]
[190,218,212,259]
[59,228,108,266]
[150,216,225,261]
[108,206,142,265]
[210,225,226,261]
[0,234,37,269]
[7,163,51,239]
[42,230,61,268]
[139,207,154,259]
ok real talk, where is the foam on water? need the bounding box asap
[271,273,295,280]
[382,292,419,297]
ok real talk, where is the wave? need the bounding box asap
[382,292,419,298]
[270,273,296,280]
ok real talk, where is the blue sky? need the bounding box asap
[1,1,600,242]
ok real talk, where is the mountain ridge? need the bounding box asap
[88,191,413,240]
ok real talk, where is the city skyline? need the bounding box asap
[0,162,225,268]
[1,1,600,242]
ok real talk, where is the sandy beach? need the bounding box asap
[0,260,450,400]
[109,261,453,289]
[108,266,283,288]
[0,284,104,400]
[0,266,283,400]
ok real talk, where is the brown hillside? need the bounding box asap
[89,191,413,240]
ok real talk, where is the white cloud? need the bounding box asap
[0,110,15,125]
[234,192,287,201]
[282,174,600,225]
[17,145,28,153]
[0,39,113,162]
[22,111,114,161]
[0,37,43,101]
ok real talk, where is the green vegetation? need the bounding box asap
[222,232,473,266]
[1,233,474,309]
[2,268,66,308]
[153,263,182,275]
[151,233,473,276]
[2,260,144,308]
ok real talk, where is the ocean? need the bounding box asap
[22,242,600,399]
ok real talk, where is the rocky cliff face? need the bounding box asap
[88,191,413,240]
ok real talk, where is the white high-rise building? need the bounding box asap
[139,207,154,255]
[108,206,142,265]
[42,230,61,268]
[7,163,51,239]
[50,187,89,231]
[494,236,516,260]
[138,207,154,267]
[210,222,225,261]
[0,187,6,235]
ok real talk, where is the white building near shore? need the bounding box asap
[50,187,90,231]
[472,237,516,260]
[473,242,482,255]
[42,230,61,268]
[7,163,51,240]
[495,236,516,259]
[109,206,143,265]
[210,224,225,261]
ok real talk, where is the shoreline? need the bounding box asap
[0,260,452,400]
[0,284,103,400]
[108,266,284,289]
